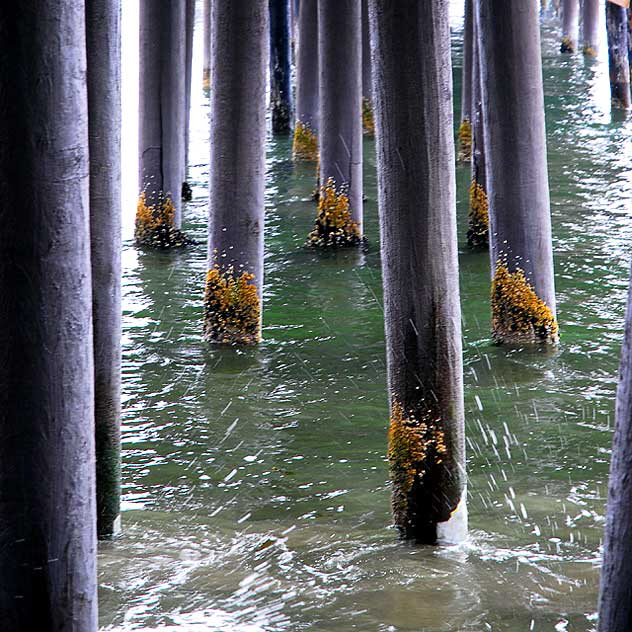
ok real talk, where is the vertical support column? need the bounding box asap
[598,264,632,632]
[86,0,123,541]
[606,1,631,109]
[468,8,489,250]
[370,0,467,544]
[478,0,559,345]
[309,0,363,248]
[0,3,98,628]
[204,0,268,345]
[361,0,374,135]
[270,0,293,134]
[561,0,579,52]
[136,0,190,249]
[458,0,473,161]
[293,0,319,161]
[582,0,601,56]
[183,0,195,201]
[203,0,211,90]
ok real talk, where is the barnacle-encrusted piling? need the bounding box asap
[203,265,261,344]
[139,1,188,247]
[318,0,363,235]
[307,177,362,248]
[560,36,575,53]
[457,119,472,161]
[491,261,558,344]
[388,401,448,538]
[135,192,191,249]
[467,180,488,248]
[293,120,319,161]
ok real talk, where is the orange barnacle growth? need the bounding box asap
[293,120,319,161]
[582,45,597,58]
[202,68,210,92]
[457,119,472,161]
[135,192,191,249]
[388,400,447,530]
[307,177,361,248]
[467,179,489,248]
[203,265,261,345]
[491,261,559,345]
[560,36,575,54]
[362,97,375,136]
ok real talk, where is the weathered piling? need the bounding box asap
[560,0,579,52]
[86,0,123,541]
[293,0,320,161]
[309,0,363,248]
[598,263,632,632]
[0,2,98,627]
[458,0,473,161]
[370,0,467,544]
[137,0,190,249]
[606,1,631,109]
[204,0,268,344]
[270,0,293,134]
[477,0,558,345]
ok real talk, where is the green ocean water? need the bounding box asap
[100,4,632,631]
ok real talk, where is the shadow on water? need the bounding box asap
[102,3,632,631]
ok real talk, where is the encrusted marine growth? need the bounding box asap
[293,121,319,161]
[203,265,261,345]
[307,177,362,248]
[388,400,447,533]
[135,192,191,249]
[491,261,559,344]
[582,45,597,57]
[457,119,472,161]
[467,180,489,248]
[202,68,210,92]
[362,97,375,136]
[560,36,575,53]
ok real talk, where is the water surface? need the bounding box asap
[102,5,632,631]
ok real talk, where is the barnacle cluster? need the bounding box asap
[362,97,375,136]
[203,265,261,345]
[457,119,472,161]
[388,400,447,531]
[560,36,575,53]
[135,192,191,249]
[467,179,489,248]
[582,45,597,57]
[307,177,362,248]
[202,68,210,92]
[292,120,319,162]
[491,261,558,344]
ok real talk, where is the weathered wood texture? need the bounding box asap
[270,0,293,134]
[606,2,631,108]
[87,0,123,541]
[318,0,363,227]
[295,0,319,132]
[599,264,632,632]
[370,0,466,544]
[478,0,558,345]
[0,2,98,628]
[139,0,186,226]
[205,0,268,343]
